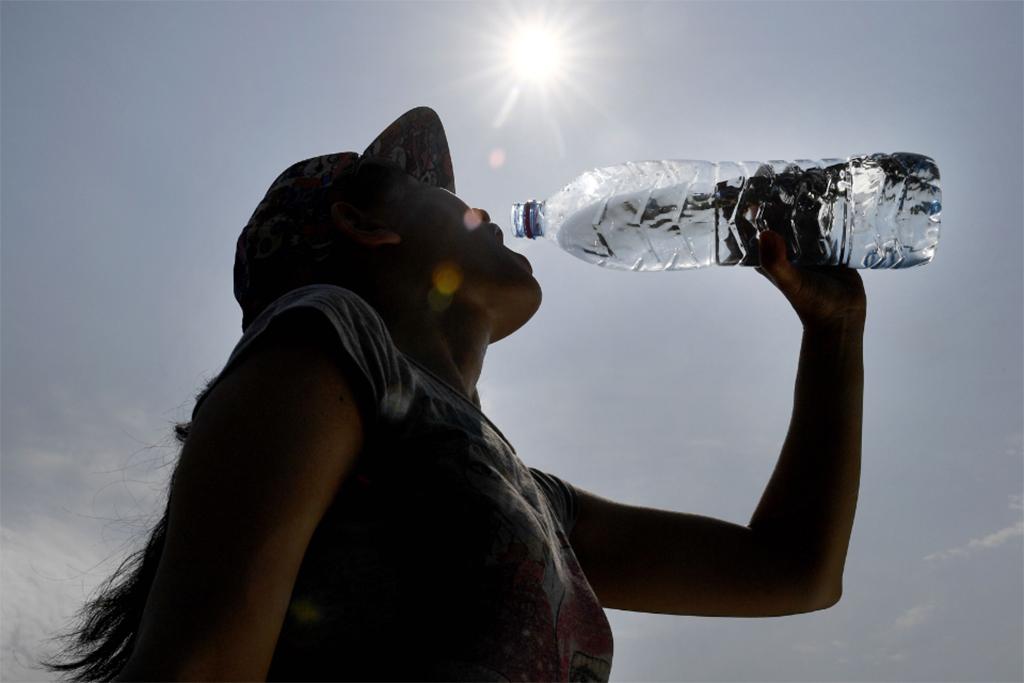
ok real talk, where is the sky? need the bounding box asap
[1,1,1022,681]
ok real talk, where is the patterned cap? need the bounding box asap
[234,106,455,330]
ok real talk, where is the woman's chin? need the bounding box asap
[491,277,542,343]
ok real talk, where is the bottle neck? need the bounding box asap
[511,200,545,239]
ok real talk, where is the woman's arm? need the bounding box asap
[116,311,366,681]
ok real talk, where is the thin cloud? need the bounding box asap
[892,601,937,631]
[1,518,118,681]
[924,495,1024,562]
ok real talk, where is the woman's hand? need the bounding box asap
[754,229,867,332]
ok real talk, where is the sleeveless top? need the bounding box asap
[190,284,614,682]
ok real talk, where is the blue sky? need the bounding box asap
[2,1,1021,681]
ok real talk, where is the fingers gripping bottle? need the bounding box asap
[511,153,941,270]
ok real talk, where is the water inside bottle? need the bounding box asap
[554,183,719,271]
[549,155,940,271]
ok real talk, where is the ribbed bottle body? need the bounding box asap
[511,154,941,270]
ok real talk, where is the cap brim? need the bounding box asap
[362,106,456,194]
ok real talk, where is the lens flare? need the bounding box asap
[488,147,507,169]
[289,598,321,624]
[463,208,483,230]
[432,261,463,295]
[427,288,452,312]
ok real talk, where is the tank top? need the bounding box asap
[190,284,614,681]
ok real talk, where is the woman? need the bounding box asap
[43,107,866,682]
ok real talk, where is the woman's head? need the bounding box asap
[236,155,410,328]
[325,157,541,342]
[241,155,540,343]
[236,107,455,330]
[235,107,540,341]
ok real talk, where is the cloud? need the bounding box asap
[0,460,165,682]
[923,494,1024,562]
[923,520,1024,561]
[891,601,937,631]
[0,377,183,680]
[1,516,120,681]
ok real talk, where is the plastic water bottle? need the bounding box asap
[511,153,941,270]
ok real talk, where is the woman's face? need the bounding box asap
[347,160,542,342]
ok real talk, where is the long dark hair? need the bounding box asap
[39,155,408,681]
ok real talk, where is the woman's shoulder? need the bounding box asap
[263,283,385,326]
[192,284,403,423]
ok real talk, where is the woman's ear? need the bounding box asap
[330,201,402,247]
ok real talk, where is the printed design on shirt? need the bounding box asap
[422,433,568,674]
[375,427,607,679]
[291,413,615,679]
[554,537,615,679]
[569,651,613,682]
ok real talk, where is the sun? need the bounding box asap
[509,23,564,85]
[451,3,612,151]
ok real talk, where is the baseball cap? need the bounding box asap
[234,106,455,330]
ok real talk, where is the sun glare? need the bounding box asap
[510,24,564,85]
[453,4,611,152]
